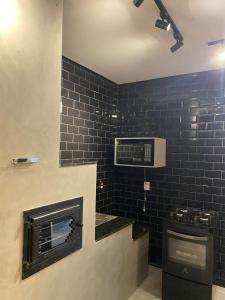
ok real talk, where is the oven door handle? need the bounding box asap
[167,229,208,241]
[32,205,80,221]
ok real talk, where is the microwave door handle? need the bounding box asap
[167,229,208,242]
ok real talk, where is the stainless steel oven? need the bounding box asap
[162,209,215,300]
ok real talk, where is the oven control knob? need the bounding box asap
[199,218,209,225]
[176,213,183,222]
[183,267,189,274]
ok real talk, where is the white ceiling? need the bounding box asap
[63,0,225,84]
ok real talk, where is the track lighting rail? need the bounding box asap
[133,0,184,53]
[154,0,183,43]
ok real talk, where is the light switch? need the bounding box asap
[144,181,150,191]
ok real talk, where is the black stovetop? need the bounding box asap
[169,208,216,228]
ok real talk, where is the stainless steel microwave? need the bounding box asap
[114,137,166,168]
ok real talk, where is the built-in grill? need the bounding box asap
[162,208,216,300]
[22,198,83,279]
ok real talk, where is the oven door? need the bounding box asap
[23,200,83,279]
[163,226,213,285]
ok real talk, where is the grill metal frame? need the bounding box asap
[22,197,83,279]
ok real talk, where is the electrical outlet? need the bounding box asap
[144,181,151,191]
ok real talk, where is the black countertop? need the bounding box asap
[132,223,149,240]
[95,216,134,241]
[95,215,149,242]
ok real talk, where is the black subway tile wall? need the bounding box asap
[114,69,225,286]
[60,57,119,213]
[60,57,225,287]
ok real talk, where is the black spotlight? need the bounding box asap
[155,19,171,31]
[170,40,184,53]
[133,0,144,7]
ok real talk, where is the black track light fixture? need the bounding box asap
[170,40,184,53]
[132,0,184,53]
[133,0,145,7]
[154,0,184,53]
[155,19,171,31]
[208,39,225,47]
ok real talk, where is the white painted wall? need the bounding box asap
[0,1,148,299]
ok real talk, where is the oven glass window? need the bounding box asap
[168,237,206,270]
[39,217,74,253]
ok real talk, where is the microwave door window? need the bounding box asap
[132,144,143,163]
[117,144,132,164]
[117,143,143,165]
